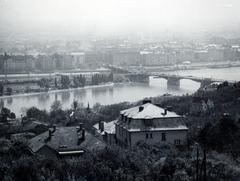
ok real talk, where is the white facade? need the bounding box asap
[115,103,188,147]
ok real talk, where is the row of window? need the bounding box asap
[145,133,153,139]
[145,133,181,145]
[145,132,166,141]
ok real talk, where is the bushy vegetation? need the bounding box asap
[91,73,113,85]
[0,107,16,122]
[0,140,239,181]
[22,100,133,130]
[156,81,240,153]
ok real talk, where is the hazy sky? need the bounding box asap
[0,0,240,36]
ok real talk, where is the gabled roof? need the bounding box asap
[29,126,105,153]
[118,103,188,132]
[120,103,181,119]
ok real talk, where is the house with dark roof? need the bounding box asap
[28,125,106,158]
[115,102,188,147]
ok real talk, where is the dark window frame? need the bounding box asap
[162,132,166,141]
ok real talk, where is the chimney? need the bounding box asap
[161,108,167,116]
[139,106,144,112]
[164,108,167,115]
[81,128,85,141]
[99,121,104,132]
[46,128,53,141]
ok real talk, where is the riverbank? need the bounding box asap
[2,66,240,116]
[0,82,115,99]
[143,60,240,72]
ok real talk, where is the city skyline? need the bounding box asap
[0,0,240,38]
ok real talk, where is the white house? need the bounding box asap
[115,102,188,147]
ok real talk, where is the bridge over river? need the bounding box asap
[125,72,236,89]
[151,73,236,89]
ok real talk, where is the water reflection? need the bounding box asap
[73,89,86,100]
[1,80,197,116]
[109,86,114,97]
[92,86,110,100]
[38,93,50,105]
[61,91,70,103]
[1,70,224,116]
[55,94,58,101]
[7,97,13,104]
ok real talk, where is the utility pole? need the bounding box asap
[196,146,199,181]
[199,148,207,181]
[203,149,207,181]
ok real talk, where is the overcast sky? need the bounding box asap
[0,0,240,37]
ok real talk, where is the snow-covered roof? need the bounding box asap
[120,103,181,119]
[93,120,118,134]
[118,103,187,132]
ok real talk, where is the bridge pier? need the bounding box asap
[167,77,180,90]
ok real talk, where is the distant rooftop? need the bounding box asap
[120,103,181,119]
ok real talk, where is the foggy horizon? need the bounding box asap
[1,0,240,38]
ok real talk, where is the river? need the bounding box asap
[1,67,240,116]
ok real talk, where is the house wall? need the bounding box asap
[116,124,131,147]
[104,133,116,145]
[130,130,188,146]
[116,123,188,147]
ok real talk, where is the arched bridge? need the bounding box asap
[151,73,235,89]
[122,72,235,89]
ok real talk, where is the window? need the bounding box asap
[162,133,166,141]
[146,133,153,139]
[150,133,153,139]
[174,139,181,145]
[121,114,124,121]
[129,118,132,123]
